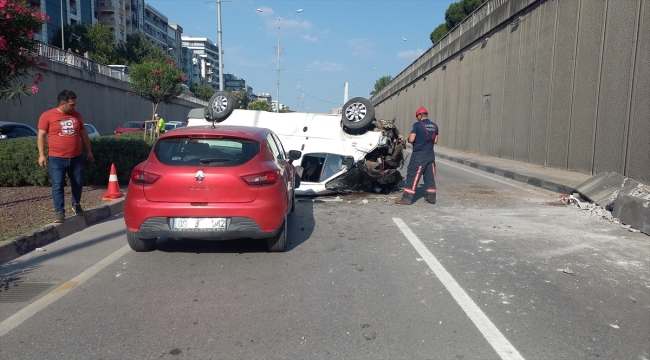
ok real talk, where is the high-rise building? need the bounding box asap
[29,0,97,45]
[167,24,183,68]
[181,36,220,90]
[97,0,134,43]
[224,74,246,93]
[182,47,202,85]
[130,0,144,33]
[144,3,168,51]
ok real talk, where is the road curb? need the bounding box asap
[0,198,124,265]
[436,153,576,195]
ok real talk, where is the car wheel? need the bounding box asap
[126,230,157,252]
[207,91,236,122]
[267,216,287,252]
[341,97,375,132]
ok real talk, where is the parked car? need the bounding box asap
[167,121,187,128]
[113,121,151,135]
[123,125,301,253]
[187,92,405,196]
[164,121,186,131]
[0,121,38,140]
[84,123,100,137]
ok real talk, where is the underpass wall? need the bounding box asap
[0,59,204,137]
[373,0,649,184]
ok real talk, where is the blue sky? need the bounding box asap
[147,0,455,113]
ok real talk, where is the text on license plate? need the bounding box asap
[172,218,227,230]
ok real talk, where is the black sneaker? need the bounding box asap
[54,211,65,223]
[72,203,84,216]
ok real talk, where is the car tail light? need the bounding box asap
[241,171,279,186]
[130,170,160,186]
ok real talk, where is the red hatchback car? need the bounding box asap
[123,125,301,252]
[114,121,151,135]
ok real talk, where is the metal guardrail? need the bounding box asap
[376,0,508,98]
[36,42,131,81]
[34,42,208,106]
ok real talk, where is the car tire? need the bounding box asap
[207,91,236,122]
[341,97,375,132]
[126,230,157,252]
[267,216,287,252]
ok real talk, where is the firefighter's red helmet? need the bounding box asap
[415,107,428,116]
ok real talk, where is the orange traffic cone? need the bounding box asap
[102,163,124,200]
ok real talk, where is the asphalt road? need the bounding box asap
[1,159,648,360]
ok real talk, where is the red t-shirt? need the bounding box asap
[38,108,85,158]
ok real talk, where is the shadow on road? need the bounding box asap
[155,200,316,254]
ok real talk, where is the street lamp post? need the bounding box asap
[60,0,65,50]
[257,8,303,112]
[401,37,420,52]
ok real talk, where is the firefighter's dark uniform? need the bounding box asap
[398,118,438,204]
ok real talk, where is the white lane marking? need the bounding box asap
[0,245,131,337]
[393,218,525,360]
[437,159,537,194]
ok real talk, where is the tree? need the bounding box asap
[115,31,168,65]
[85,23,118,64]
[445,2,467,30]
[0,0,48,101]
[430,0,484,45]
[227,88,250,109]
[371,75,392,96]
[129,60,186,121]
[189,80,215,101]
[430,23,449,45]
[248,100,273,112]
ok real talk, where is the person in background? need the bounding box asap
[155,114,165,135]
[37,90,95,223]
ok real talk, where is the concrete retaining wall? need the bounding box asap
[373,0,649,184]
[0,59,204,137]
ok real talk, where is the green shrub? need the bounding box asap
[84,132,154,185]
[0,138,49,186]
[0,133,154,187]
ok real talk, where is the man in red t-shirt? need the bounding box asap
[38,90,95,223]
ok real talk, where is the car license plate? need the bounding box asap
[172,218,227,230]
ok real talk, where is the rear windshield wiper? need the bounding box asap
[199,158,232,164]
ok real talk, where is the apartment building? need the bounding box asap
[130,0,144,33]
[28,0,96,44]
[224,74,246,93]
[167,24,183,68]
[181,37,220,90]
[144,3,168,51]
[182,47,202,84]
[96,0,134,43]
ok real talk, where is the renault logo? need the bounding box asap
[195,170,205,183]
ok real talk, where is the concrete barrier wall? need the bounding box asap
[0,59,204,137]
[373,0,649,184]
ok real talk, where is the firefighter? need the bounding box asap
[396,107,439,205]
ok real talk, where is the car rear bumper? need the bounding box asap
[124,187,288,239]
[130,216,280,240]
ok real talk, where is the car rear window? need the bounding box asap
[123,122,142,128]
[153,137,260,167]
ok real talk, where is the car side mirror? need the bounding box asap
[345,156,355,170]
[288,150,302,163]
